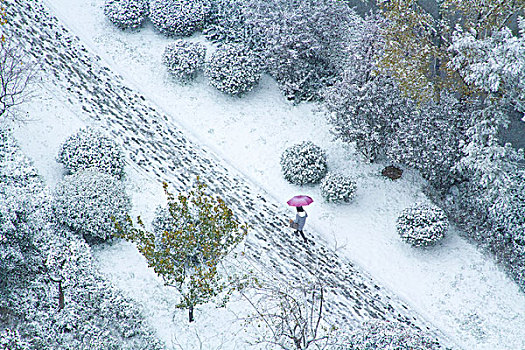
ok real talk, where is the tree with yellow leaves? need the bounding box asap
[375,0,525,102]
[116,179,248,323]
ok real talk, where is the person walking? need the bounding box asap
[287,195,313,244]
[293,206,308,243]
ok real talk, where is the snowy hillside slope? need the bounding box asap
[5,0,525,348]
[5,0,445,343]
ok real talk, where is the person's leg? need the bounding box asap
[298,230,308,243]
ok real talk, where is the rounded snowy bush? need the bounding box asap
[345,320,441,349]
[53,170,131,242]
[280,141,328,185]
[57,128,125,179]
[104,0,149,30]
[396,203,448,247]
[163,40,206,81]
[149,0,209,37]
[205,44,261,95]
[320,172,357,203]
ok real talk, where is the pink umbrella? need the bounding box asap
[287,195,313,207]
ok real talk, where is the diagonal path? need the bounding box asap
[5,0,453,345]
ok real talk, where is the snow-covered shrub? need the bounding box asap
[345,320,442,349]
[320,172,357,203]
[280,141,328,185]
[149,0,210,37]
[0,329,29,350]
[0,129,41,187]
[0,186,42,283]
[104,0,149,30]
[163,40,206,81]
[205,44,261,95]
[52,170,131,242]
[0,130,45,289]
[57,127,125,179]
[396,203,448,247]
[203,0,258,46]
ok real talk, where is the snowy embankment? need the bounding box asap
[9,0,525,349]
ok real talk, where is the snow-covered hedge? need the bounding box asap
[345,320,442,349]
[396,203,449,247]
[320,172,357,203]
[57,128,125,179]
[52,170,131,242]
[163,40,206,81]
[104,0,149,30]
[205,44,261,95]
[280,141,328,185]
[149,0,209,37]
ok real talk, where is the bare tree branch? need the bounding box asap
[239,272,338,350]
[0,38,37,123]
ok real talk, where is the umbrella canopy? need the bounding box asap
[287,195,313,207]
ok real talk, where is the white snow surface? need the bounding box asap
[10,0,525,349]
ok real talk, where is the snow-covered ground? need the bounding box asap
[10,0,525,349]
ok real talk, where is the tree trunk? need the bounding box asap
[58,281,65,310]
[188,305,194,323]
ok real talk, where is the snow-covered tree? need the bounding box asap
[0,329,29,350]
[320,172,357,203]
[52,170,131,242]
[205,43,261,95]
[388,92,468,190]
[149,0,210,37]
[57,127,125,179]
[163,40,206,81]
[376,0,524,103]
[396,203,449,247]
[116,179,248,322]
[325,71,410,163]
[104,0,149,30]
[344,319,442,349]
[0,185,43,289]
[20,229,165,350]
[244,0,361,102]
[448,18,525,120]
[0,130,44,290]
[280,141,328,185]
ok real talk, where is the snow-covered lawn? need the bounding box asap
[11,0,525,349]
